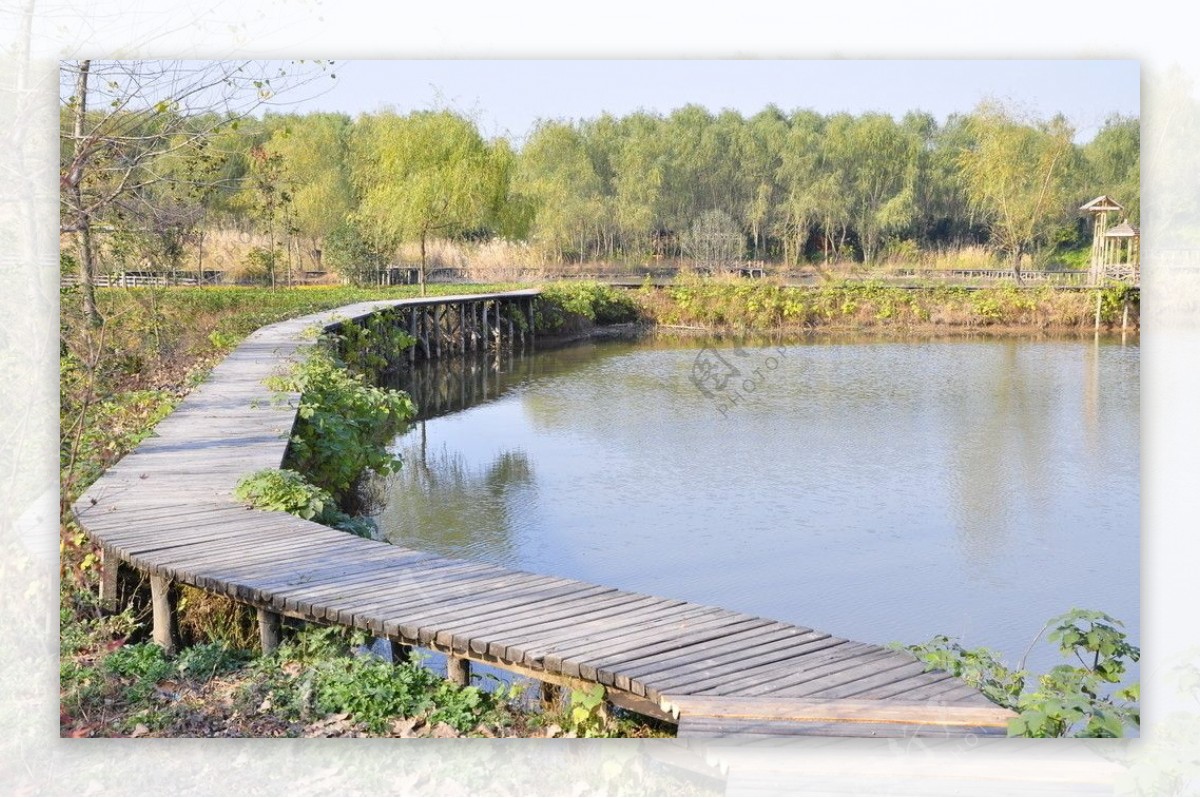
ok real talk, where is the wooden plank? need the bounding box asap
[444,584,631,652]
[695,641,880,695]
[446,589,674,651]
[852,673,963,701]
[772,656,932,698]
[616,629,833,694]
[520,602,726,672]
[334,571,575,633]
[603,620,811,693]
[242,550,448,612]
[486,595,698,665]
[482,592,678,660]
[609,621,810,682]
[675,635,854,696]
[394,575,607,645]
[583,617,780,692]
[662,697,1013,727]
[319,562,509,624]
[677,716,1008,739]
[736,648,906,697]
[818,666,982,701]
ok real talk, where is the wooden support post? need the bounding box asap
[1122,300,1129,331]
[150,574,176,655]
[472,301,480,352]
[408,308,417,363]
[540,681,562,707]
[434,306,442,358]
[258,608,282,654]
[1094,290,1102,332]
[459,304,467,354]
[99,546,120,609]
[447,656,470,686]
[390,640,412,664]
[527,297,536,347]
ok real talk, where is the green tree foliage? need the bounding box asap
[1083,113,1140,224]
[263,112,356,244]
[958,101,1079,277]
[514,122,606,262]
[64,65,1138,279]
[351,110,512,291]
[322,222,388,286]
[826,113,920,264]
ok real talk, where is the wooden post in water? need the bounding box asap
[1122,300,1129,331]
[1094,290,1102,332]
[258,608,282,654]
[436,303,446,355]
[459,303,467,354]
[527,297,536,348]
[408,307,417,364]
[447,656,470,686]
[150,574,177,655]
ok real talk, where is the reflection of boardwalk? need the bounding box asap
[74,291,1013,738]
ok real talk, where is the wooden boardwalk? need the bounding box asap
[72,289,1013,737]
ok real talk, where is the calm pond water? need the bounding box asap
[373,334,1139,678]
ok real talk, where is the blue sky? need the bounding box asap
[285,59,1140,144]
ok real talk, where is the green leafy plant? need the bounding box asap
[175,642,250,681]
[233,468,379,539]
[902,608,1140,737]
[537,281,639,332]
[268,348,416,501]
[568,683,609,737]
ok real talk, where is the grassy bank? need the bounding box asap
[633,276,1139,333]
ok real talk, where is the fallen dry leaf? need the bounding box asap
[429,722,460,738]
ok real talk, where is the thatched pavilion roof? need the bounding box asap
[1080,195,1125,213]
[1105,221,1140,238]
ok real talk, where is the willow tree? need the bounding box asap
[263,112,356,267]
[515,121,606,262]
[958,102,1078,279]
[352,110,511,293]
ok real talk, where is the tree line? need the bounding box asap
[62,60,1140,310]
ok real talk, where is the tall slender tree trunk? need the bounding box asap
[71,60,102,327]
[419,233,427,296]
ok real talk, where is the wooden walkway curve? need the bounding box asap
[72,289,1013,737]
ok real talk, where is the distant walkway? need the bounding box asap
[73,289,1012,737]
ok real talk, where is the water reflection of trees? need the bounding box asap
[385,342,613,421]
[378,440,534,564]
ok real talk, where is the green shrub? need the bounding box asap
[256,631,502,735]
[269,349,416,502]
[538,281,639,332]
[234,468,379,539]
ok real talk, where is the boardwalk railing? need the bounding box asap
[73,288,1013,737]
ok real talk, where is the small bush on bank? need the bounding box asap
[536,281,640,333]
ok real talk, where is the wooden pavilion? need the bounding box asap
[1080,195,1140,286]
